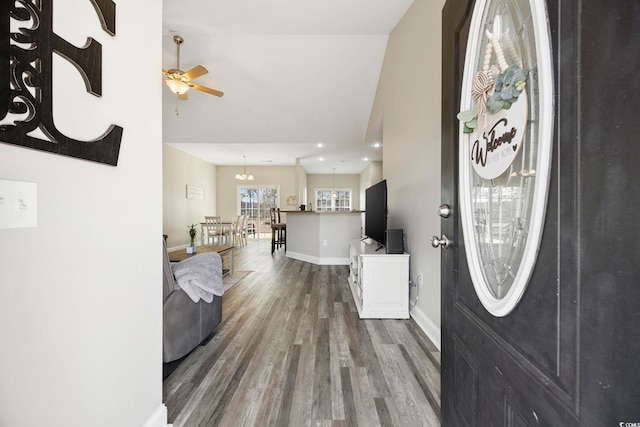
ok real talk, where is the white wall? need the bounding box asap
[360,161,383,208]
[163,145,217,248]
[368,0,445,348]
[286,212,363,264]
[0,2,164,426]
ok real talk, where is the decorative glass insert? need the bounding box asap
[458,0,554,316]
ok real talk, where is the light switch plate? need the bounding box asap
[0,179,38,229]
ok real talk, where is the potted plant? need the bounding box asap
[187,223,198,254]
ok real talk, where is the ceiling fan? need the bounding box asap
[162,35,224,100]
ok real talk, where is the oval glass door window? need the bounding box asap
[458,0,554,317]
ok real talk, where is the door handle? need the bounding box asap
[431,234,451,250]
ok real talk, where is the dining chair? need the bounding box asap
[245,218,256,240]
[240,214,249,246]
[231,214,245,246]
[204,216,226,245]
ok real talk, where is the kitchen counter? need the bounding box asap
[284,210,363,265]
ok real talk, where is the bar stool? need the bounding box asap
[270,208,286,255]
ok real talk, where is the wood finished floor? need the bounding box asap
[164,240,441,427]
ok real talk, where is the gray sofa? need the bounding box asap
[163,238,222,362]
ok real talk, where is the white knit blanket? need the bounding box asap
[171,252,224,303]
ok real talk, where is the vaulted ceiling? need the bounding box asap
[162,0,414,174]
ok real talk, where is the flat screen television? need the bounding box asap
[364,179,387,246]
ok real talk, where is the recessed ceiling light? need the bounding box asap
[319,157,324,161]
[317,143,323,148]
[373,142,382,148]
[364,157,369,161]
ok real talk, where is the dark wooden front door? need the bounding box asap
[440,0,640,425]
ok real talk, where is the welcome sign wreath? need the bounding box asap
[458,16,529,180]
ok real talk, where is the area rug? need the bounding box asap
[223,271,251,292]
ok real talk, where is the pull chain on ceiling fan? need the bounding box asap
[162,35,224,100]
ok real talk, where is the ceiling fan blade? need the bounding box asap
[190,83,224,97]
[178,92,189,100]
[183,65,208,81]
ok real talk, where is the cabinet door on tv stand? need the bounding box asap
[361,254,410,319]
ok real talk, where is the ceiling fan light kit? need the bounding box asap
[163,34,224,99]
[165,79,189,95]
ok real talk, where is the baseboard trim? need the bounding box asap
[410,305,441,351]
[286,251,349,266]
[142,404,171,427]
[319,256,349,265]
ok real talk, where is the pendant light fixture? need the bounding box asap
[235,156,254,180]
[331,168,338,199]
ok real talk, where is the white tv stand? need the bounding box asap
[347,239,410,319]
